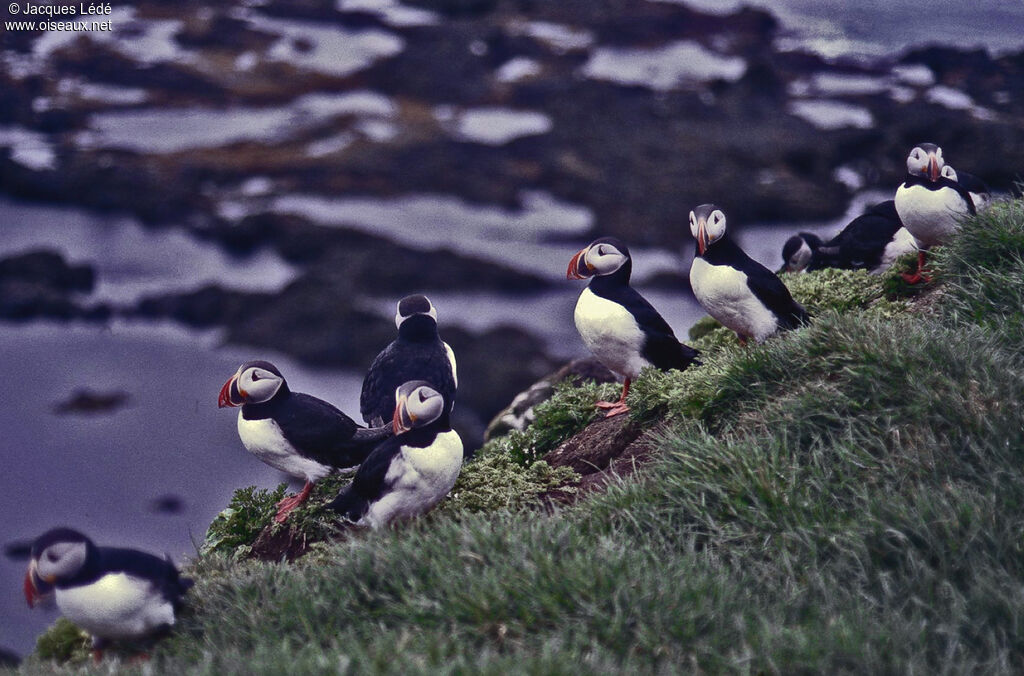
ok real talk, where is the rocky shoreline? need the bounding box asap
[2,0,1023,445]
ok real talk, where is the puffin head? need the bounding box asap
[941,164,958,182]
[566,237,631,280]
[780,232,822,273]
[392,380,445,434]
[395,294,437,329]
[218,360,285,408]
[689,204,727,256]
[906,143,944,182]
[25,528,93,608]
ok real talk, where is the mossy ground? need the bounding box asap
[14,199,1024,674]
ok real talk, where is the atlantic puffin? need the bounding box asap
[780,232,824,273]
[360,295,457,428]
[942,164,991,212]
[327,381,462,528]
[894,143,976,283]
[780,201,914,275]
[567,236,700,417]
[218,360,391,523]
[24,527,192,661]
[690,204,809,344]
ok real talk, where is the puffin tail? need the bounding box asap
[326,486,366,523]
[680,343,702,368]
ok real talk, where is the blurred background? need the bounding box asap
[2,0,1024,659]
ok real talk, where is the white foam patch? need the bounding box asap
[267,190,593,276]
[582,40,746,91]
[495,57,542,83]
[246,14,403,77]
[515,21,595,53]
[443,107,553,145]
[0,126,56,170]
[335,0,440,27]
[77,91,397,153]
[788,99,873,130]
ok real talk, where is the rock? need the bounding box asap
[52,389,130,415]
[148,494,187,515]
[0,250,93,292]
[0,250,105,321]
[484,357,617,442]
[544,414,643,475]
[0,646,19,668]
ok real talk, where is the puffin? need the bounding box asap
[24,527,192,661]
[780,201,915,275]
[894,143,976,284]
[567,236,700,417]
[942,164,991,212]
[218,360,391,523]
[689,204,809,344]
[360,294,457,428]
[327,381,463,528]
[780,232,824,273]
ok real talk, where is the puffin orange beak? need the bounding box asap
[218,375,242,408]
[928,156,940,182]
[697,220,708,256]
[566,247,592,280]
[24,560,46,608]
[392,394,414,435]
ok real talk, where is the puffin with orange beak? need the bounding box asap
[689,204,809,345]
[24,527,192,662]
[218,360,391,523]
[895,143,976,284]
[567,236,700,417]
[327,381,462,528]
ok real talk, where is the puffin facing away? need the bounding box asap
[567,237,700,417]
[780,201,914,275]
[894,143,975,283]
[219,360,391,523]
[690,204,809,344]
[360,295,457,428]
[328,381,463,528]
[24,528,192,661]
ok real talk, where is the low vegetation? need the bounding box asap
[12,200,1024,674]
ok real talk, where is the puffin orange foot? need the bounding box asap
[595,400,630,417]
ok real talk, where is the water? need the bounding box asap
[0,198,297,304]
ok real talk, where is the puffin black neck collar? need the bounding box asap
[587,258,633,292]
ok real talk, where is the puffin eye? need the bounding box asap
[251,372,260,381]
[46,551,58,562]
[597,246,606,255]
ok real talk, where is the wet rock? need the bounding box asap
[0,646,19,668]
[2,540,32,561]
[484,357,617,441]
[0,250,93,292]
[52,389,130,415]
[148,494,187,515]
[0,250,104,321]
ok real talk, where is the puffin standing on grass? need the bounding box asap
[218,360,391,523]
[361,295,457,428]
[780,201,915,275]
[328,381,463,528]
[690,204,809,344]
[24,528,192,662]
[567,236,700,417]
[895,143,976,284]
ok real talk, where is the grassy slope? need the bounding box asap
[13,199,1024,674]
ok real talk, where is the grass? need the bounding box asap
[12,199,1024,674]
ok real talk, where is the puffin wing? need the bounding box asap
[741,260,810,330]
[276,393,388,469]
[831,201,903,269]
[96,548,191,607]
[611,286,700,371]
[326,438,403,521]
